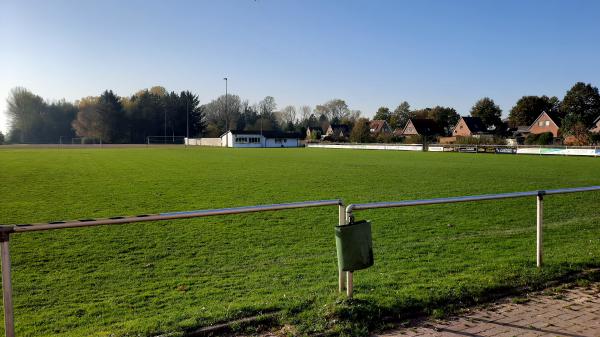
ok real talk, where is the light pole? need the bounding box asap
[223,77,228,131]
[186,94,189,147]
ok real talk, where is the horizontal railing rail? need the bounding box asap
[338,185,600,297]
[0,199,345,337]
[2,199,343,233]
[346,186,600,213]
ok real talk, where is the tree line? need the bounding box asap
[362,82,600,144]
[3,86,364,144]
[2,82,599,144]
[5,86,204,144]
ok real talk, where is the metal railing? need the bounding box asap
[338,186,600,297]
[0,199,344,337]
[2,186,600,335]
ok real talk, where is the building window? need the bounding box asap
[538,121,543,127]
[545,121,550,126]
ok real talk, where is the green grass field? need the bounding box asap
[1,147,599,336]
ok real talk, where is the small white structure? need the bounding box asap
[185,138,221,146]
[220,130,302,148]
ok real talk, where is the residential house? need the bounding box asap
[527,111,561,138]
[305,126,323,140]
[590,116,600,134]
[368,120,392,136]
[452,117,488,137]
[324,124,350,141]
[401,119,443,137]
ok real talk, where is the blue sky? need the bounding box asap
[1,0,600,133]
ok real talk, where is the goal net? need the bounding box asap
[146,136,186,145]
[69,137,102,145]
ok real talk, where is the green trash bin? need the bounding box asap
[335,220,374,271]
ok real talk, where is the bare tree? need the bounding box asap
[300,105,312,122]
[258,96,277,115]
[204,94,242,132]
[279,105,297,125]
[313,99,351,121]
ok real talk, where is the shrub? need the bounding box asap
[525,132,554,145]
[375,133,394,143]
[403,135,423,144]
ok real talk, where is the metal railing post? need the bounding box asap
[536,192,544,268]
[344,207,354,298]
[347,271,353,298]
[338,204,346,292]
[1,231,15,337]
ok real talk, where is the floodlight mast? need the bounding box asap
[224,77,228,131]
[186,95,189,147]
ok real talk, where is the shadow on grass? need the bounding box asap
[323,263,600,336]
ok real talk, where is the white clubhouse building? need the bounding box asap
[220,130,302,148]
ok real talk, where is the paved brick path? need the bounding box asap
[378,284,600,337]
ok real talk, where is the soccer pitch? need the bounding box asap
[1,147,599,336]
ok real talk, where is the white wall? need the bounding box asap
[307,144,423,151]
[185,138,222,146]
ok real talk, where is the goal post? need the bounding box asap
[146,136,186,145]
[67,137,102,145]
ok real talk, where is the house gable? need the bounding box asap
[369,120,391,134]
[402,120,418,135]
[590,116,600,134]
[527,111,560,137]
[452,117,487,137]
[452,118,471,136]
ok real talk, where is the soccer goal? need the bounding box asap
[69,137,102,145]
[146,136,186,145]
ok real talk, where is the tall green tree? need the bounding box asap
[6,87,46,143]
[412,106,459,135]
[391,101,412,129]
[509,95,559,127]
[43,100,77,142]
[559,82,600,144]
[125,90,165,142]
[181,91,206,137]
[349,118,371,143]
[6,87,76,143]
[97,90,127,143]
[0,131,5,144]
[560,82,600,128]
[73,91,126,143]
[470,97,503,132]
[373,106,391,122]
